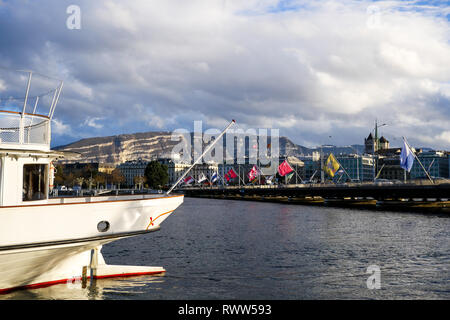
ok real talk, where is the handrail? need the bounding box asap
[0,109,51,147]
[0,109,50,120]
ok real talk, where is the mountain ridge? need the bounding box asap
[54,131,365,165]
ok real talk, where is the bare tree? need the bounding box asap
[111,168,126,190]
[134,175,146,190]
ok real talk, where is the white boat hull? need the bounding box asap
[0,194,183,293]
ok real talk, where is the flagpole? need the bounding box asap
[238,165,240,187]
[402,137,434,184]
[238,167,245,185]
[258,158,261,185]
[309,170,317,183]
[294,163,304,184]
[320,146,324,183]
[166,120,236,195]
[375,164,385,180]
[333,156,353,182]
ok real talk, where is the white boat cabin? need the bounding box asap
[0,70,68,207]
[0,148,63,206]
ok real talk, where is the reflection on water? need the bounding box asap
[0,275,166,300]
[1,197,450,300]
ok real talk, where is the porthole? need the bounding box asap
[97,221,110,232]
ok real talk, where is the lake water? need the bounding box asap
[2,197,449,300]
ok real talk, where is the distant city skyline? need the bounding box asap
[0,0,449,150]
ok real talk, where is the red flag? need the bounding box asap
[278,160,293,177]
[183,176,194,184]
[247,165,261,181]
[224,173,230,182]
[227,168,237,179]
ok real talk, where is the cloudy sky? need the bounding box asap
[0,0,449,149]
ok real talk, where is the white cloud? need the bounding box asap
[436,131,450,144]
[82,117,104,129]
[1,0,449,149]
[52,118,74,136]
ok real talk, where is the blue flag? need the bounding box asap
[211,172,218,183]
[400,140,415,172]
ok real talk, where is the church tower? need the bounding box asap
[379,136,389,150]
[364,133,375,154]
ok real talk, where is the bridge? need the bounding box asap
[179,182,450,213]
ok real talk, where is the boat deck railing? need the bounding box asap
[46,193,179,205]
[0,110,50,150]
[0,69,64,151]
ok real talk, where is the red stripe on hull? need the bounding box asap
[0,270,166,294]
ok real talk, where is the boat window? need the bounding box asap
[23,164,47,201]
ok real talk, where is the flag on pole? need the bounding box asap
[267,175,276,184]
[198,173,207,183]
[286,171,294,182]
[324,153,340,177]
[247,165,261,181]
[278,160,293,177]
[227,168,238,179]
[183,176,194,185]
[211,172,218,183]
[400,139,415,172]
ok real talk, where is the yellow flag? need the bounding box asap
[324,153,340,177]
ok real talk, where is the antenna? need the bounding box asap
[21,71,32,116]
[49,81,64,119]
[166,120,236,195]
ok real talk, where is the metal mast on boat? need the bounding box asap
[166,119,236,195]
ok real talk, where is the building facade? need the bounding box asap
[410,151,449,180]
[191,162,219,184]
[158,158,219,185]
[157,158,190,185]
[335,154,375,182]
[98,163,116,174]
[116,159,149,187]
[376,149,450,181]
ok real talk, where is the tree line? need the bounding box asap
[53,161,169,190]
[53,163,126,189]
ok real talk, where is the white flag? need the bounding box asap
[198,173,207,183]
[400,140,415,172]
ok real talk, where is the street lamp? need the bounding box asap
[374,121,387,152]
